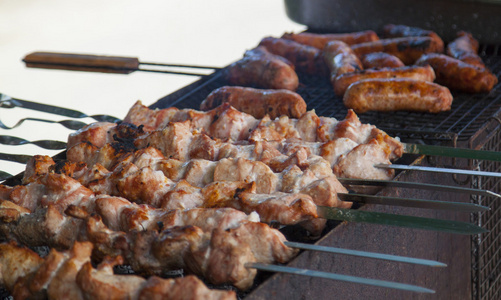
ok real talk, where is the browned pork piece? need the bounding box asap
[446,31,485,68]
[333,65,436,96]
[281,30,379,49]
[323,40,363,79]
[416,53,498,93]
[200,86,307,119]
[258,36,329,75]
[351,37,444,65]
[79,212,297,290]
[360,52,405,69]
[382,24,445,54]
[343,78,453,113]
[222,46,299,91]
[0,241,236,300]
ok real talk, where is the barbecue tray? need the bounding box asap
[2,43,501,300]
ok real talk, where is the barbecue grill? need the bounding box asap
[1,36,501,300]
[147,43,501,299]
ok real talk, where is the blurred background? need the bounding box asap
[0,0,305,177]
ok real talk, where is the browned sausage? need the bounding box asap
[382,24,445,54]
[333,65,436,96]
[323,40,363,79]
[415,53,498,93]
[200,86,307,119]
[351,37,443,65]
[446,31,485,68]
[258,37,328,75]
[343,78,453,113]
[281,30,379,49]
[360,52,405,69]
[222,46,299,91]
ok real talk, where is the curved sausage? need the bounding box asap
[343,78,453,113]
[258,37,329,75]
[222,46,299,91]
[446,31,485,68]
[323,40,363,79]
[281,30,379,49]
[360,52,405,69]
[351,37,443,65]
[200,86,307,119]
[415,53,498,93]
[382,24,445,53]
[333,65,436,96]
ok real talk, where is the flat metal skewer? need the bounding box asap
[246,263,435,293]
[284,241,446,267]
[378,164,501,178]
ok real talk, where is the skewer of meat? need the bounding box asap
[382,24,445,54]
[95,100,404,158]
[222,46,299,91]
[351,37,444,65]
[199,86,307,119]
[415,53,498,93]
[1,197,298,290]
[0,241,236,299]
[446,31,485,68]
[281,30,379,49]
[258,37,329,75]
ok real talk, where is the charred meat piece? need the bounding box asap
[282,30,379,49]
[360,52,405,69]
[333,65,436,96]
[258,37,329,75]
[446,31,485,68]
[382,24,444,54]
[343,78,453,113]
[416,53,498,93]
[323,40,363,79]
[351,37,443,65]
[222,46,299,91]
[200,86,307,119]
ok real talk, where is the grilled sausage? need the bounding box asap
[333,65,436,96]
[258,37,329,75]
[446,31,485,68]
[382,24,445,54]
[323,40,363,79]
[415,53,498,93]
[343,78,453,113]
[200,86,307,119]
[360,52,405,69]
[222,46,299,91]
[281,30,379,49]
[351,37,443,65]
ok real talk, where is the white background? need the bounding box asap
[0,0,305,177]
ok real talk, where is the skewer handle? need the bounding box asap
[23,52,140,74]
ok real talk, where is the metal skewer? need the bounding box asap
[247,263,435,293]
[378,164,501,178]
[23,51,220,76]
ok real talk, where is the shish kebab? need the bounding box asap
[2,94,501,164]
[0,172,442,293]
